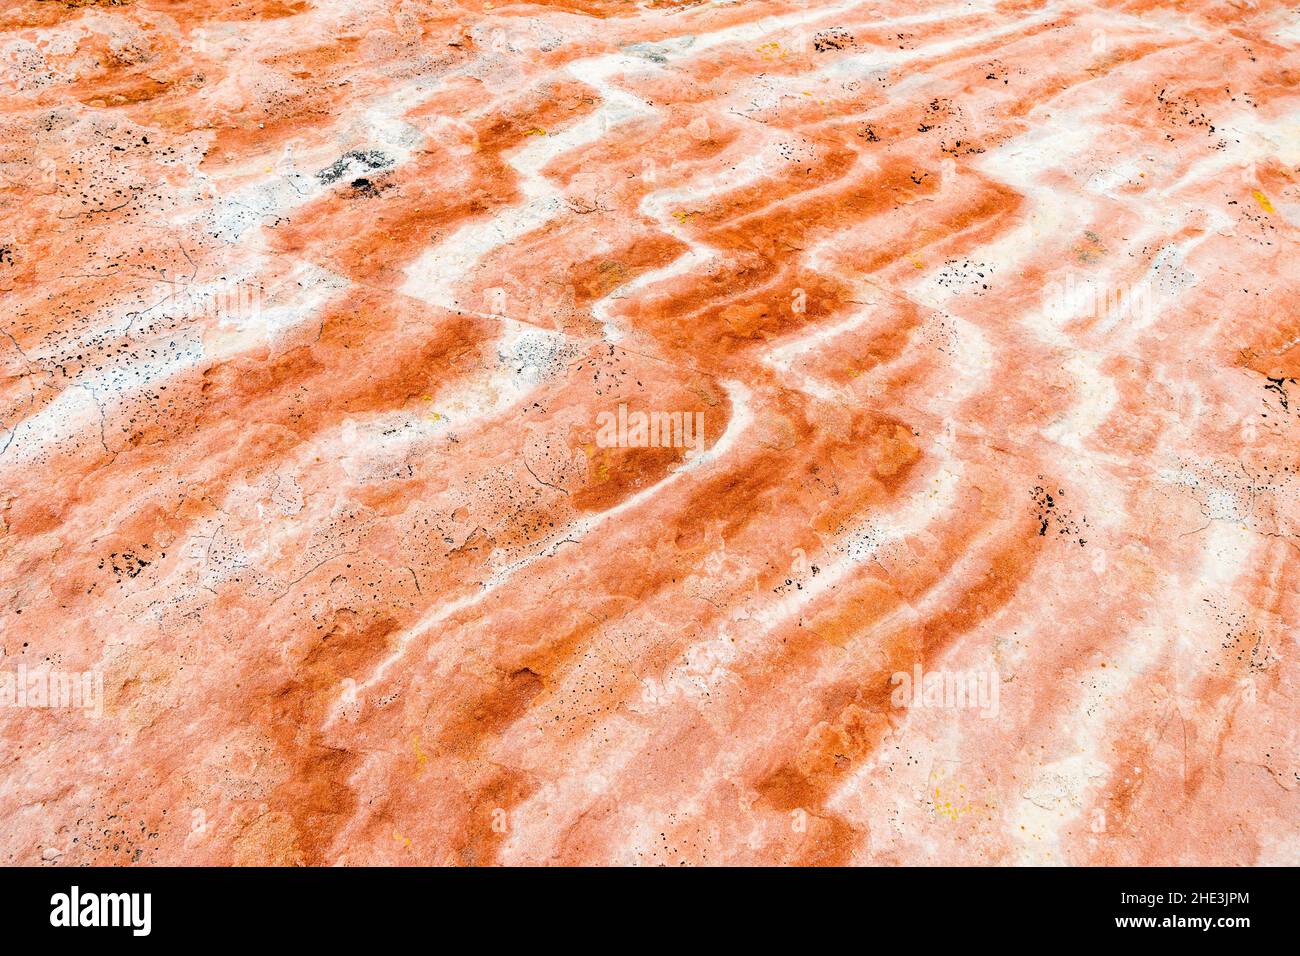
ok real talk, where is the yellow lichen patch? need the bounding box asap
[586,448,614,482]
[930,783,992,822]
[1253,190,1275,214]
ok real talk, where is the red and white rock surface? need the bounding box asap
[1,0,1298,866]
